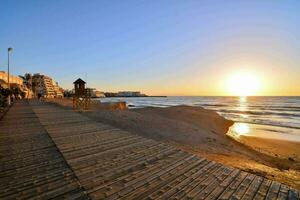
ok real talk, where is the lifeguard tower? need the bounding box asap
[73,78,91,110]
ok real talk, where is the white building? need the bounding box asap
[87,88,105,98]
[117,91,146,97]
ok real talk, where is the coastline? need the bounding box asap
[46,98,300,189]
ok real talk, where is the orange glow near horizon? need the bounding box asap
[87,65,299,96]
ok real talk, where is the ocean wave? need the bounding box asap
[216,109,300,118]
[226,117,300,130]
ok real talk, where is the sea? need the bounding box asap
[98,96,300,142]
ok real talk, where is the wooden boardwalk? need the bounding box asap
[0,101,89,199]
[1,100,299,199]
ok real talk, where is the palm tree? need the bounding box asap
[24,73,33,98]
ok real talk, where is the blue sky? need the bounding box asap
[1,0,299,95]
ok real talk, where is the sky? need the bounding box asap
[0,0,300,96]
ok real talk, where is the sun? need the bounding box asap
[225,70,260,96]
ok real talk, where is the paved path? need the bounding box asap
[1,100,299,199]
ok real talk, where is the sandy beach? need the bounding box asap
[47,99,300,189]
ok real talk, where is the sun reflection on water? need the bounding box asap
[238,96,248,112]
[239,96,247,102]
[227,122,250,140]
[233,123,249,135]
[240,114,248,119]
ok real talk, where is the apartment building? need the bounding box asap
[53,83,64,98]
[32,74,63,98]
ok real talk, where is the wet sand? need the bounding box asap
[238,136,300,162]
[47,99,300,189]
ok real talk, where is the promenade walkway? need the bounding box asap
[1,100,299,199]
[0,101,88,199]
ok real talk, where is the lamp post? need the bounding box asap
[7,47,13,105]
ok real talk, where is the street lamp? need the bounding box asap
[7,47,13,105]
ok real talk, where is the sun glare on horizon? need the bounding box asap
[225,70,261,96]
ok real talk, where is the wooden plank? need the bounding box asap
[265,182,281,200]
[107,157,200,199]
[89,152,194,199]
[277,184,289,200]
[253,179,272,200]
[193,166,233,199]
[169,161,219,199]
[217,171,248,199]
[184,165,228,199]
[241,175,263,200]
[204,169,240,200]
[88,151,189,198]
[230,173,256,199]
[127,159,210,200]
[79,147,178,185]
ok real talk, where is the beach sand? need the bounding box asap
[238,136,300,162]
[47,99,300,189]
